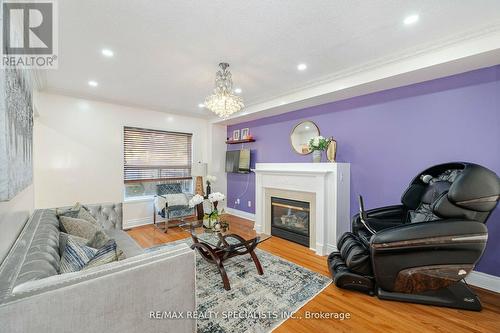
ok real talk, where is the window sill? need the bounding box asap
[123,195,155,203]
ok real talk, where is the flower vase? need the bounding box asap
[203,216,218,229]
[203,216,211,228]
[312,150,322,163]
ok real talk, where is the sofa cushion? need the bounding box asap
[77,208,100,227]
[59,216,100,240]
[83,240,119,270]
[60,236,98,273]
[104,229,143,258]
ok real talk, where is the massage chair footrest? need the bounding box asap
[328,251,375,295]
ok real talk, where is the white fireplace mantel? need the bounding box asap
[254,163,350,255]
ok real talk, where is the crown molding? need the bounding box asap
[213,25,500,125]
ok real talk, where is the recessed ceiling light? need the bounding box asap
[101,49,114,57]
[198,103,205,108]
[234,88,242,94]
[404,14,419,25]
[297,63,307,71]
[88,80,98,87]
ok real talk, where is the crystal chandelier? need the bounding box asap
[205,63,244,119]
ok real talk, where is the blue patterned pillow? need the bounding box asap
[60,236,97,273]
[83,240,119,270]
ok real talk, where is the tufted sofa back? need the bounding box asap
[85,203,123,230]
[0,203,124,303]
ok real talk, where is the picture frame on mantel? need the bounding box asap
[232,129,240,141]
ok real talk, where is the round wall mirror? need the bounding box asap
[290,120,320,155]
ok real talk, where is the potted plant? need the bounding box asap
[308,136,330,163]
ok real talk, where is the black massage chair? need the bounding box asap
[328,162,500,311]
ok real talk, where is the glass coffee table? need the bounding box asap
[180,220,271,290]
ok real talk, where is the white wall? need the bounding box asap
[33,92,218,228]
[0,185,34,262]
[207,123,228,210]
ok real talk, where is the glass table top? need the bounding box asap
[180,220,271,251]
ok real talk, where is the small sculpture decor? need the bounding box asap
[211,219,229,233]
[205,175,216,196]
[326,137,337,162]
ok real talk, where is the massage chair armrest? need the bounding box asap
[370,219,487,246]
[365,205,406,219]
[352,205,406,234]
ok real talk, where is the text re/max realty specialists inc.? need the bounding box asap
[149,310,351,321]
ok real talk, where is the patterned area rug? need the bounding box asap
[148,238,331,333]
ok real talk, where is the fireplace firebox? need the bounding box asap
[271,197,310,247]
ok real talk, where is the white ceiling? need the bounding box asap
[42,0,500,119]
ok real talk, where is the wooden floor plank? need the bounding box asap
[127,214,500,333]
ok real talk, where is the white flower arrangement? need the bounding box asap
[188,194,204,207]
[206,175,217,184]
[308,135,330,151]
[208,192,225,203]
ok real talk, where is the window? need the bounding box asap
[123,126,193,198]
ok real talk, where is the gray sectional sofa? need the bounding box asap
[0,203,196,333]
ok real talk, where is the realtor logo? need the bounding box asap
[2,0,58,68]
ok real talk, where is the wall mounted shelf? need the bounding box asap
[225,138,255,144]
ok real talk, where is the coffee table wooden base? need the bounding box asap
[190,233,264,290]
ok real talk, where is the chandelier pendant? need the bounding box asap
[205,63,244,119]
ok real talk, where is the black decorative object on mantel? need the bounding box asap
[206,175,216,196]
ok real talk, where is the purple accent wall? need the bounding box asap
[227,65,500,276]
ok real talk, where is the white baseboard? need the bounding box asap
[465,271,500,293]
[123,217,152,229]
[224,207,256,221]
[326,244,338,254]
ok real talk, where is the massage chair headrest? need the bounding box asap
[447,164,500,212]
[402,163,500,219]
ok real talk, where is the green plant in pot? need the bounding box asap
[308,136,330,163]
[197,192,227,231]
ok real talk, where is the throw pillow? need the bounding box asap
[117,249,126,261]
[59,216,99,240]
[87,230,110,249]
[56,202,82,218]
[165,193,189,206]
[77,208,100,228]
[60,237,98,273]
[83,240,119,270]
[59,232,88,256]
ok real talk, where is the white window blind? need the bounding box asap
[124,127,192,183]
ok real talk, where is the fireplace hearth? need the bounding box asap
[271,197,310,247]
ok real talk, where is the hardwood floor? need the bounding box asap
[127,215,500,333]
